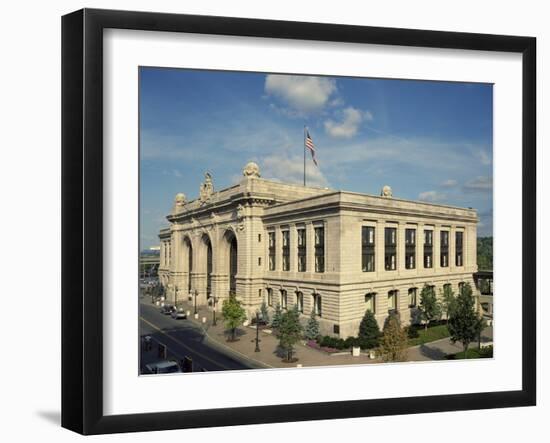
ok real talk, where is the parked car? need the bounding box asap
[143,360,181,374]
[171,307,187,320]
[160,304,174,315]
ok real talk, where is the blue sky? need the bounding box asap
[140,67,493,249]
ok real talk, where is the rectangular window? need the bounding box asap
[362,226,375,272]
[282,230,290,271]
[281,290,287,310]
[297,228,306,272]
[258,289,262,298]
[458,282,465,296]
[267,288,273,307]
[455,231,464,267]
[384,227,397,271]
[440,230,449,267]
[313,294,322,316]
[258,233,261,242]
[388,290,398,313]
[365,293,376,314]
[314,226,325,273]
[268,232,276,271]
[296,292,304,313]
[424,229,433,268]
[405,228,416,269]
[408,288,417,307]
[258,257,261,266]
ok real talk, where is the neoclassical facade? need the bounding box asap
[158,162,478,337]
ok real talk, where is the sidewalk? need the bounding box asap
[157,298,378,369]
[407,327,494,361]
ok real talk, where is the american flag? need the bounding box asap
[305,130,318,166]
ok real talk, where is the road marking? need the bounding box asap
[139,316,225,369]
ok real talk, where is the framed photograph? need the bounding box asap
[61,8,536,435]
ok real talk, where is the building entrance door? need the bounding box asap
[229,236,237,296]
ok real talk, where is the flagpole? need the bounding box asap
[303,125,306,187]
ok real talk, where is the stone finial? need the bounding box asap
[381,185,393,198]
[242,161,261,178]
[199,172,214,203]
[172,192,186,213]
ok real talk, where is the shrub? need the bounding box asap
[358,310,381,349]
[304,309,320,340]
[318,335,348,350]
[407,325,420,339]
[479,345,493,358]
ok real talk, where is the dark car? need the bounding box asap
[160,304,174,315]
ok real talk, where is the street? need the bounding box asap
[139,299,255,373]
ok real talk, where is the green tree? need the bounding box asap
[271,303,283,330]
[378,312,408,362]
[447,282,484,358]
[477,237,493,271]
[260,300,270,324]
[418,284,441,330]
[278,306,303,362]
[221,295,247,342]
[304,309,320,341]
[440,285,456,321]
[357,310,381,349]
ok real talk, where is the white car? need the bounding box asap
[143,360,181,374]
[171,307,187,320]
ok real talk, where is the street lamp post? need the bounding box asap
[194,289,198,315]
[212,296,218,326]
[254,311,261,352]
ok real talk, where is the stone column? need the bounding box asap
[306,222,314,273]
[397,222,406,274]
[417,223,424,273]
[376,221,385,275]
[171,228,186,305]
[434,224,441,272]
[275,226,282,272]
[289,224,297,272]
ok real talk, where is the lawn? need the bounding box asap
[446,345,493,360]
[407,324,450,347]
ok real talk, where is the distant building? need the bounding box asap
[474,270,493,318]
[158,162,478,337]
[140,248,160,278]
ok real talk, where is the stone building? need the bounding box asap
[158,162,478,337]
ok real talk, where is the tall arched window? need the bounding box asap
[296,292,304,313]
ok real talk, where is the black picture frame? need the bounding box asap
[61,8,536,435]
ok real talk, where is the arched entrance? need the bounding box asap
[204,236,213,298]
[229,235,237,296]
[184,236,193,293]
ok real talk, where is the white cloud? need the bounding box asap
[418,190,447,202]
[464,176,493,191]
[324,107,368,139]
[262,154,329,188]
[441,179,458,187]
[475,150,492,166]
[264,75,337,114]
[161,169,183,178]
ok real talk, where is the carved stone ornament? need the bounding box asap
[242,161,261,178]
[236,204,245,231]
[380,185,393,198]
[172,192,186,213]
[199,172,214,203]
